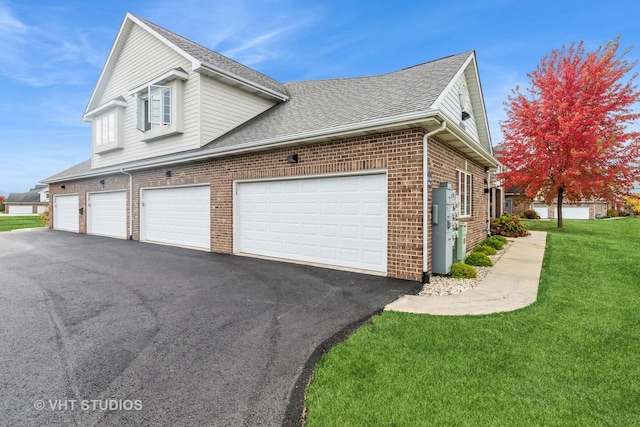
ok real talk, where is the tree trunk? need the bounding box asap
[557,187,564,229]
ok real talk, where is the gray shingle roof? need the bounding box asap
[5,189,44,203]
[135,15,288,99]
[44,51,472,183]
[202,52,471,151]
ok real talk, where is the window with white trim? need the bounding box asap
[91,105,124,154]
[95,112,116,146]
[136,85,172,131]
[457,170,472,217]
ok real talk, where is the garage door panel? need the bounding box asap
[88,191,126,239]
[9,206,33,214]
[142,186,210,250]
[54,195,79,233]
[237,174,387,272]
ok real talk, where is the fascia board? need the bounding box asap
[194,63,289,102]
[431,52,474,110]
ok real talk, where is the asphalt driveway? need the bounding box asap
[0,229,418,426]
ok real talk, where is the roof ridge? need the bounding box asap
[132,14,288,98]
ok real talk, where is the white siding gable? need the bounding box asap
[89,19,281,169]
[432,54,492,154]
[200,77,276,146]
[437,73,481,144]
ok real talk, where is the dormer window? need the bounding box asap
[129,68,188,142]
[137,85,172,131]
[83,97,127,154]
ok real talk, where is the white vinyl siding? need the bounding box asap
[91,24,199,169]
[439,74,480,142]
[235,174,387,273]
[200,77,276,146]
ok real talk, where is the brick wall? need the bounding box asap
[49,128,491,282]
[427,136,489,253]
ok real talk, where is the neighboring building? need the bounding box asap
[43,13,499,283]
[4,185,49,214]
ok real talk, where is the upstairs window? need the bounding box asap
[129,68,187,142]
[137,85,172,131]
[95,112,116,146]
[84,97,126,154]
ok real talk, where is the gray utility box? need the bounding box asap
[456,222,468,262]
[432,182,456,275]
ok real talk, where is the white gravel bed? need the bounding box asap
[420,239,513,296]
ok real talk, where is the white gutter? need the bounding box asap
[422,121,447,283]
[120,169,133,240]
[43,111,441,183]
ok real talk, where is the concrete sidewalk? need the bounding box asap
[385,231,547,316]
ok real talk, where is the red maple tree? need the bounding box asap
[499,38,640,228]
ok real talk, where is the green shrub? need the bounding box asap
[465,252,493,267]
[490,212,528,237]
[483,236,505,250]
[450,262,477,279]
[473,244,497,255]
[490,235,508,244]
[521,209,541,219]
[607,209,619,217]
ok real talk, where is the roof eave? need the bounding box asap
[193,63,289,102]
[44,111,440,182]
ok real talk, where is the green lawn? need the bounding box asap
[0,215,45,231]
[305,217,640,426]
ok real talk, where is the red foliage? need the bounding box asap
[0,195,5,203]
[498,38,640,227]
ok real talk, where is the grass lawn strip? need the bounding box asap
[304,217,640,426]
[0,215,45,232]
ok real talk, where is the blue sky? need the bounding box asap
[0,0,638,195]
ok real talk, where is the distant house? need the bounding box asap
[42,13,500,282]
[4,185,49,214]
[494,146,608,220]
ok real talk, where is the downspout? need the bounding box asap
[422,121,447,284]
[487,169,492,237]
[120,169,133,240]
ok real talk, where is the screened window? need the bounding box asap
[457,170,472,217]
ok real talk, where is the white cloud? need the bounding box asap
[142,0,324,68]
[0,2,109,87]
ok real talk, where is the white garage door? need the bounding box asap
[555,206,590,220]
[534,207,548,219]
[236,173,387,273]
[141,186,211,250]
[88,191,127,238]
[9,205,33,214]
[53,194,79,232]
